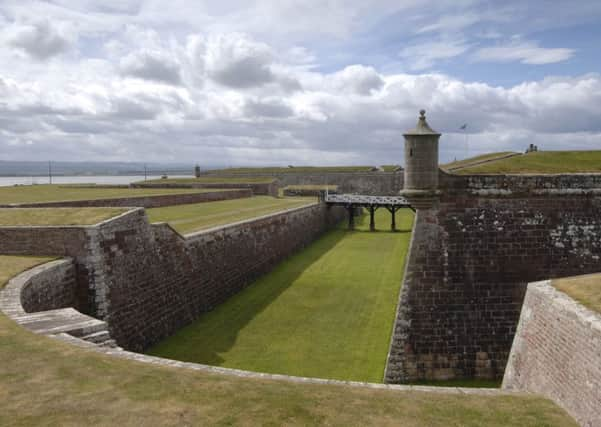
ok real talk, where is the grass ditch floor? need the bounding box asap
[148,210,413,382]
[0,184,223,205]
[146,196,314,234]
[0,260,577,425]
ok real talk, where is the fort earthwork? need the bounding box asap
[1,111,599,426]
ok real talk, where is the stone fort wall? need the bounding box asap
[502,280,601,427]
[0,204,345,351]
[385,171,601,383]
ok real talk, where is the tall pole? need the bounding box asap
[48,161,52,185]
[144,163,147,181]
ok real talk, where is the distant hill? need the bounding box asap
[0,160,197,177]
[454,151,601,174]
[204,166,376,174]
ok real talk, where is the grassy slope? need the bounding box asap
[441,152,518,171]
[140,176,276,184]
[146,196,314,234]
[380,165,401,172]
[148,210,413,382]
[553,274,601,313]
[0,264,576,425]
[0,255,56,288]
[0,185,220,205]
[0,208,127,226]
[204,166,374,174]
[457,151,601,174]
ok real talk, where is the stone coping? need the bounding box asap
[0,259,515,397]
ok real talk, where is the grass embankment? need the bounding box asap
[0,255,56,288]
[0,262,577,425]
[148,210,412,382]
[139,176,276,184]
[553,274,601,314]
[204,166,374,174]
[0,185,223,205]
[456,151,601,174]
[380,165,402,172]
[0,208,127,226]
[147,196,314,234]
[442,152,518,171]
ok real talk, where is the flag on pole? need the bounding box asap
[459,124,467,130]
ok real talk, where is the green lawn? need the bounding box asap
[0,255,56,288]
[553,274,601,314]
[442,152,518,171]
[0,208,128,226]
[0,260,576,425]
[139,176,276,184]
[147,210,413,382]
[0,185,222,205]
[146,196,314,234]
[457,150,601,174]
[204,166,374,174]
[380,165,402,172]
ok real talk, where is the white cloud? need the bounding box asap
[473,41,574,65]
[2,20,74,60]
[120,50,182,85]
[399,39,471,70]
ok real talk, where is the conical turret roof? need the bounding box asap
[404,110,441,136]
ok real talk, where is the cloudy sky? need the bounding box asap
[1,1,600,167]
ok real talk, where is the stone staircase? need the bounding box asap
[10,307,118,348]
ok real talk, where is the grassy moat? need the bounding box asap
[148,209,414,382]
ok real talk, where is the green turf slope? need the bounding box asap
[148,209,414,382]
[457,151,601,174]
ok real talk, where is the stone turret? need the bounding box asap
[401,110,441,208]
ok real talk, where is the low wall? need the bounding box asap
[133,182,278,197]
[0,204,345,351]
[0,188,251,209]
[502,280,601,427]
[386,179,601,383]
[19,258,77,313]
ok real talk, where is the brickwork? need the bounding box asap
[386,189,601,383]
[0,204,345,351]
[502,280,601,426]
[0,188,251,208]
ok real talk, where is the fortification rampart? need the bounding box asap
[386,171,601,383]
[502,280,601,427]
[132,181,279,197]
[0,204,345,351]
[0,188,251,209]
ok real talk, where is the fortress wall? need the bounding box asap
[132,181,279,197]
[502,280,601,427]
[19,258,77,314]
[93,203,345,351]
[1,205,345,351]
[386,192,601,383]
[0,188,251,208]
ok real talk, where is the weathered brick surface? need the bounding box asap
[503,281,601,427]
[0,188,251,208]
[18,258,78,313]
[1,204,344,351]
[386,188,601,383]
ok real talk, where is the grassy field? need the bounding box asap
[456,151,601,174]
[0,185,223,205]
[0,255,56,288]
[380,165,402,172]
[147,196,314,234]
[204,166,374,174]
[0,262,577,425]
[148,210,413,382]
[0,208,127,226]
[442,152,518,171]
[553,274,601,313]
[139,176,276,184]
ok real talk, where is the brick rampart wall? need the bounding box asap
[0,204,345,351]
[19,258,78,313]
[386,172,601,383]
[502,280,601,426]
[133,182,278,197]
[0,188,251,208]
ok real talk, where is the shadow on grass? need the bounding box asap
[148,225,349,365]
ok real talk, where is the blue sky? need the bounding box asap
[0,0,599,166]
